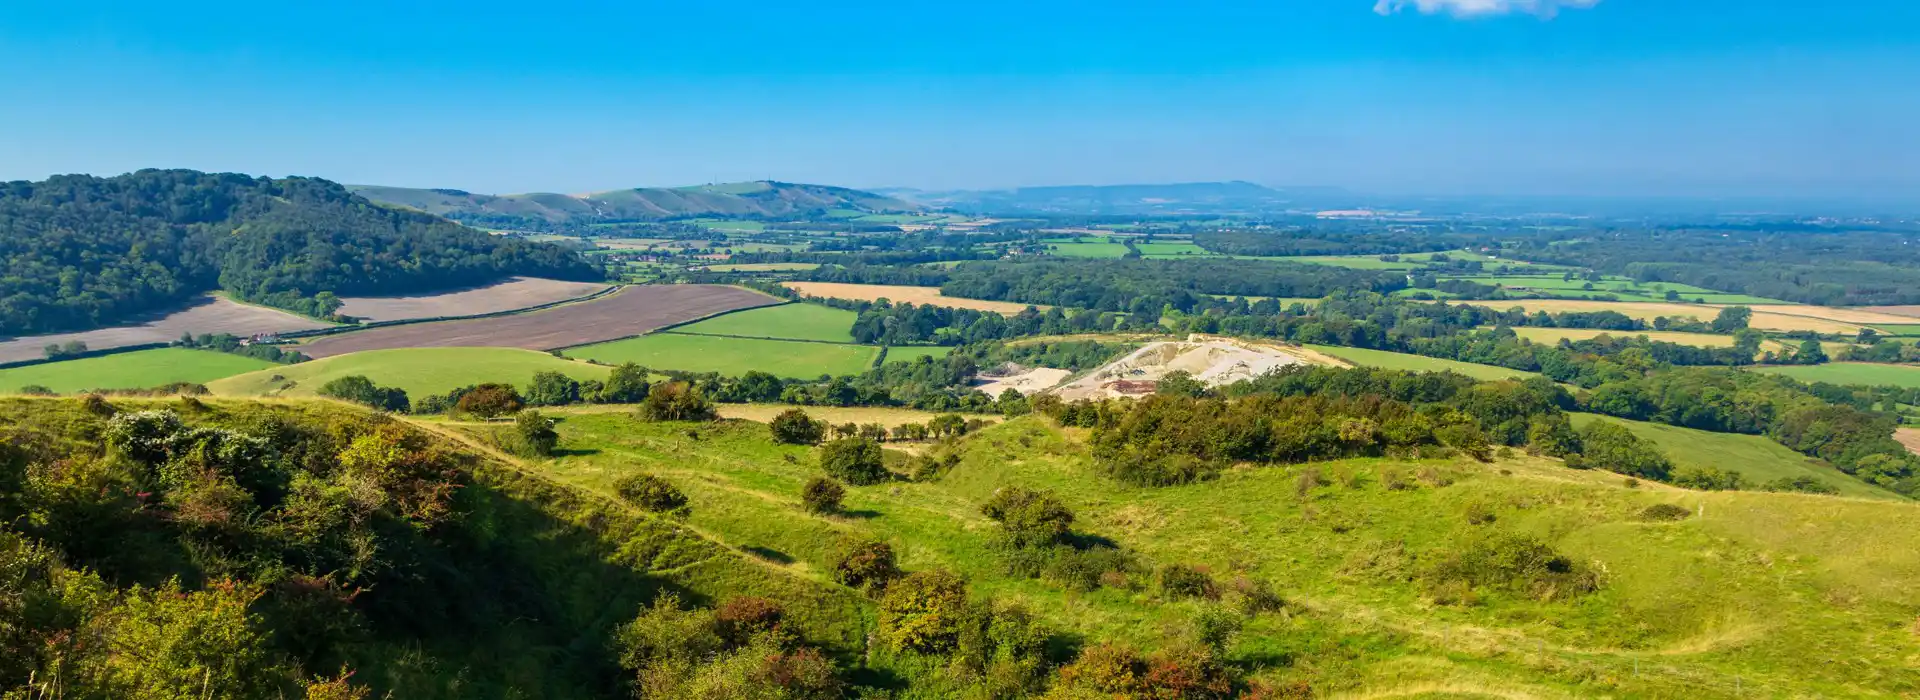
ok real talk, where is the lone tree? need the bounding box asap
[1711,306,1753,333]
[801,477,845,515]
[636,381,716,422]
[456,383,524,419]
[770,409,827,445]
[601,363,651,403]
[513,410,559,457]
[819,437,888,485]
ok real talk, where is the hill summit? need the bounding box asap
[349,180,923,228]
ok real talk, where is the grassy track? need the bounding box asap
[1307,345,1541,381]
[476,411,1920,697]
[564,334,877,378]
[0,348,277,393]
[671,303,858,343]
[1569,414,1900,499]
[1749,362,1920,389]
[208,347,613,398]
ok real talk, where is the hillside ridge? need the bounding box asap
[349,180,924,226]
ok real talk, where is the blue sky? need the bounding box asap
[2,0,1916,198]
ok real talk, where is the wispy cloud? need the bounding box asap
[1373,0,1601,18]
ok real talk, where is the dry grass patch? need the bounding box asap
[783,282,1040,314]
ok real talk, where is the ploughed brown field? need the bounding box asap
[335,276,611,322]
[0,295,333,364]
[295,284,778,358]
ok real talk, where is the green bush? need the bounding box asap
[1157,563,1218,600]
[980,486,1075,549]
[636,381,716,422]
[614,472,688,513]
[770,408,827,445]
[1572,422,1673,481]
[832,539,899,592]
[818,437,888,485]
[511,410,559,457]
[1421,532,1600,602]
[800,477,845,515]
[1639,503,1693,521]
[878,569,970,654]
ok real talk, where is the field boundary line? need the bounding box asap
[545,292,788,352]
[656,329,870,347]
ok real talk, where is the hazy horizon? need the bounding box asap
[4,1,1916,201]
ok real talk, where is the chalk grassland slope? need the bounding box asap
[208,347,615,399]
[564,334,877,378]
[0,397,870,696]
[670,303,858,343]
[497,410,1920,697]
[348,180,921,224]
[783,281,1041,314]
[1569,414,1902,500]
[0,347,276,393]
[1417,299,1866,334]
[335,276,611,322]
[1750,362,1920,389]
[0,295,334,365]
[295,285,778,358]
[1308,344,1542,381]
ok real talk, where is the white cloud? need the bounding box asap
[1373,0,1601,18]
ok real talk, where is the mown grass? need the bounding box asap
[0,348,277,393]
[207,347,613,398]
[479,409,1920,697]
[881,346,952,364]
[1750,362,1920,389]
[1568,413,1901,500]
[1306,345,1541,381]
[672,302,859,342]
[1046,242,1132,258]
[564,334,877,378]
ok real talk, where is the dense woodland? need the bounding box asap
[1502,227,1920,306]
[0,170,598,334]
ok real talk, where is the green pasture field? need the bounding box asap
[1568,414,1901,500]
[1046,242,1132,258]
[564,334,877,378]
[1871,324,1920,336]
[207,347,613,399]
[690,219,768,232]
[881,345,953,364]
[1134,242,1212,257]
[1307,344,1541,381]
[0,348,277,394]
[469,410,1920,696]
[1749,362,1920,389]
[671,303,858,343]
[1281,255,1425,270]
[703,262,822,272]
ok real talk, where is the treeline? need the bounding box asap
[1193,229,1488,257]
[1504,228,1920,306]
[175,332,309,363]
[0,170,599,333]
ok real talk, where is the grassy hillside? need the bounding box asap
[349,180,921,226]
[207,347,613,398]
[671,302,858,343]
[564,333,878,378]
[469,408,1920,697]
[1569,413,1902,500]
[1750,362,1920,389]
[1307,344,1542,381]
[0,348,277,393]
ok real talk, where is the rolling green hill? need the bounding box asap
[1569,413,1903,500]
[207,347,613,399]
[350,180,923,227]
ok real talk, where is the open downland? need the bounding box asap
[1307,345,1541,381]
[1749,362,1920,389]
[565,334,877,378]
[296,284,779,358]
[671,303,858,343]
[334,276,611,322]
[0,348,277,394]
[208,347,614,399]
[474,413,1920,697]
[1569,414,1900,500]
[784,281,1041,314]
[0,294,333,364]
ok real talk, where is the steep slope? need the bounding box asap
[350,180,923,227]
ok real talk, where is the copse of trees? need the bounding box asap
[635,381,716,422]
[0,169,599,334]
[317,374,410,412]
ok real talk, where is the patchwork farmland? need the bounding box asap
[294,284,778,357]
[783,281,1040,314]
[334,276,611,322]
[0,295,334,364]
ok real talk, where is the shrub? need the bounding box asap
[614,472,688,513]
[523,370,581,407]
[878,569,970,654]
[455,383,523,419]
[818,438,888,485]
[1228,577,1285,615]
[1760,475,1840,495]
[1039,545,1133,592]
[1190,605,1243,653]
[1639,503,1692,521]
[832,539,899,591]
[980,486,1074,549]
[318,375,411,412]
[714,596,786,647]
[800,477,845,515]
[770,409,827,445]
[636,381,716,422]
[511,410,560,457]
[600,362,652,403]
[1672,466,1746,491]
[1573,422,1673,481]
[1158,563,1218,600]
[1421,532,1599,602]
